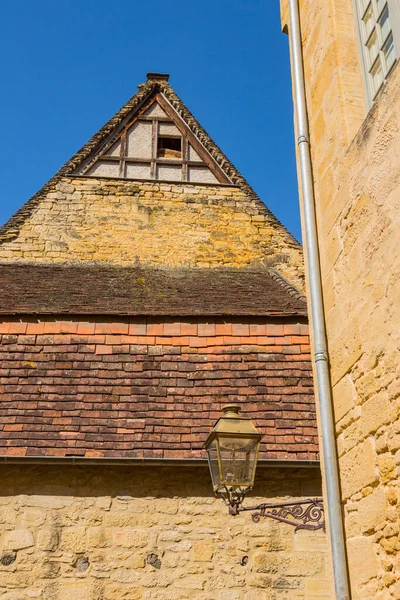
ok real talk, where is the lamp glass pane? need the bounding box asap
[217,436,259,487]
[206,441,221,490]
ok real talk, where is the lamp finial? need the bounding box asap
[221,404,241,418]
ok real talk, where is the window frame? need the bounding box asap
[353,0,400,106]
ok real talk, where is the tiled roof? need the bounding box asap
[0,264,307,317]
[0,318,318,461]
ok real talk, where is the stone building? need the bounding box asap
[0,73,333,599]
[280,1,400,599]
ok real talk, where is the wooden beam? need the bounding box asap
[74,89,231,185]
[156,93,230,184]
[89,155,215,167]
[77,91,159,174]
[151,120,157,179]
[137,115,174,123]
[182,138,188,182]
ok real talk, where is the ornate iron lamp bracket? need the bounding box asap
[220,487,325,532]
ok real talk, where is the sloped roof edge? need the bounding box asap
[268,268,306,302]
[0,76,301,250]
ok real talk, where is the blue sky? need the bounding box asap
[0,0,301,240]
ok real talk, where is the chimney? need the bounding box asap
[146,73,170,83]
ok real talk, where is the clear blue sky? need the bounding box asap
[0,0,302,240]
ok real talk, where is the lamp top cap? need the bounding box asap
[221,404,241,418]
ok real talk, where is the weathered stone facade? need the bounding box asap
[0,465,331,600]
[281,1,400,598]
[0,178,304,290]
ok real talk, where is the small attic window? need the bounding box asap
[157,136,182,159]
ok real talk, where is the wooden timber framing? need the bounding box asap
[76,92,231,184]
[156,93,229,184]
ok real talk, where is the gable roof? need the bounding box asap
[0,73,301,252]
[74,89,231,185]
[0,264,307,317]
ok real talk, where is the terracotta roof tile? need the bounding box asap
[0,322,318,461]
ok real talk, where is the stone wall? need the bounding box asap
[0,465,332,600]
[0,178,304,289]
[281,1,400,598]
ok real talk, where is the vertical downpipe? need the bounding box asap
[287,1,352,598]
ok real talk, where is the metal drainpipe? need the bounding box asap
[287,1,352,598]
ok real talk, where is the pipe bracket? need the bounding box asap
[314,351,329,363]
[297,134,310,145]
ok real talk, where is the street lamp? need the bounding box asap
[204,404,262,511]
[204,405,326,532]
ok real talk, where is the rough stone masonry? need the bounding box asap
[0,466,330,600]
[280,1,400,598]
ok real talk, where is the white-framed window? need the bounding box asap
[354,0,400,105]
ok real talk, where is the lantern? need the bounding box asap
[204,405,263,496]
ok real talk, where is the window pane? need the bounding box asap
[370,57,384,94]
[378,5,391,42]
[361,0,372,13]
[366,30,379,65]
[376,0,387,15]
[383,32,396,71]
[356,0,396,105]
[363,5,375,39]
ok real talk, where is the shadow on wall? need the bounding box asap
[0,465,322,499]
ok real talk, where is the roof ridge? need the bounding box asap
[0,262,293,275]
[268,268,307,302]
